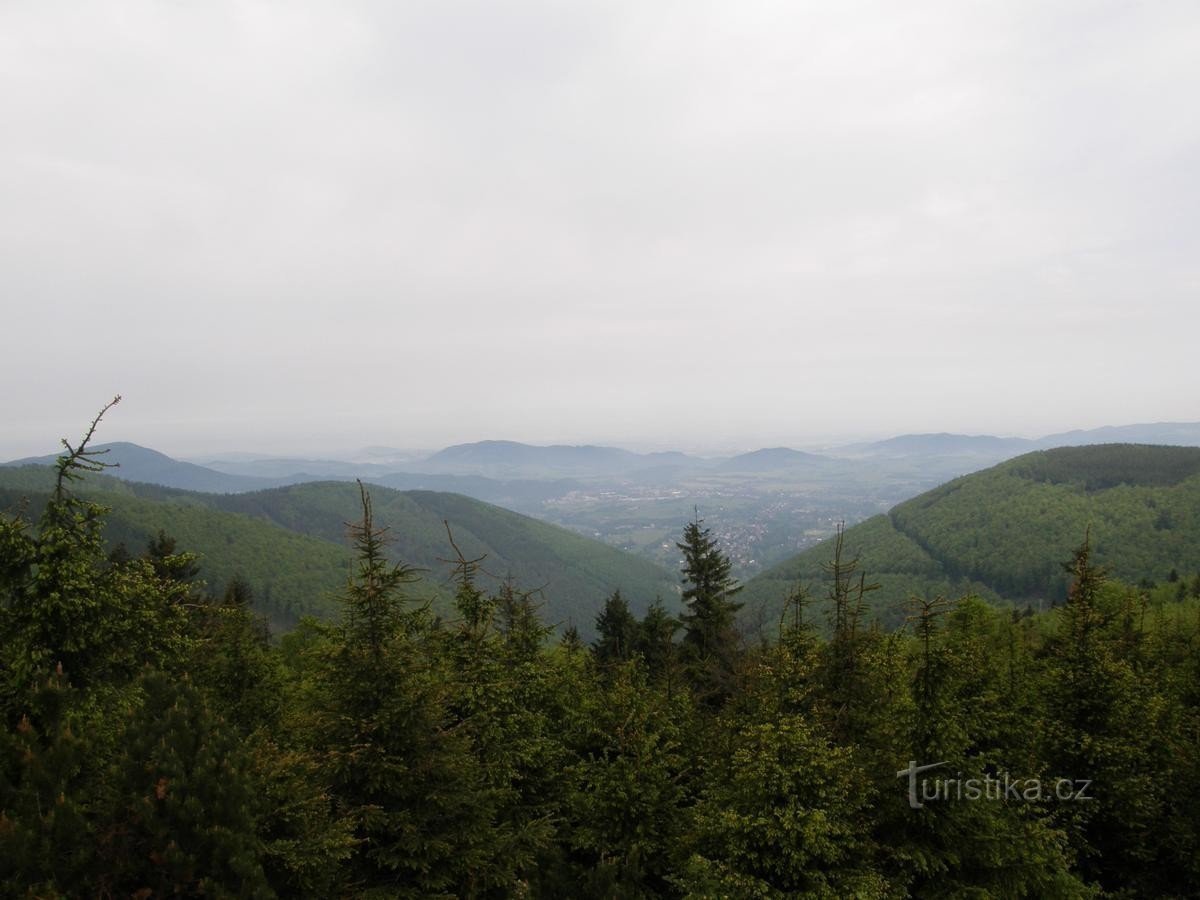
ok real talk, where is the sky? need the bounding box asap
[2,0,1198,458]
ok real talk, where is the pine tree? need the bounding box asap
[441,525,565,892]
[1040,533,1172,893]
[676,513,743,704]
[189,576,282,734]
[305,487,508,896]
[0,667,94,895]
[1,397,189,701]
[885,596,1083,896]
[819,522,880,744]
[592,590,638,665]
[96,671,272,898]
[636,598,682,688]
[559,662,691,896]
[680,707,882,896]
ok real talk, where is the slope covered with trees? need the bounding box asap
[206,481,680,629]
[741,444,1200,630]
[0,470,353,628]
[3,411,1197,896]
[0,466,678,634]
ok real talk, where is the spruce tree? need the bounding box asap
[592,590,638,664]
[96,671,272,898]
[676,513,743,704]
[1040,533,1171,893]
[1,397,189,700]
[636,598,682,688]
[559,663,690,896]
[305,484,498,896]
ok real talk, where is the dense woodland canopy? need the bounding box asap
[0,467,677,636]
[2,410,1199,897]
[742,443,1200,630]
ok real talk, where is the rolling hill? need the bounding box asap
[204,481,680,628]
[740,444,1200,632]
[1038,421,1200,448]
[0,466,678,636]
[840,433,1036,458]
[3,442,286,493]
[0,467,353,629]
[717,447,831,472]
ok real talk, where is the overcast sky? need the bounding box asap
[2,0,1198,458]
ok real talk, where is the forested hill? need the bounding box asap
[741,443,1200,630]
[0,468,351,629]
[0,468,678,635]
[204,481,680,629]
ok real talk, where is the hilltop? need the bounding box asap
[716,447,831,472]
[3,442,288,494]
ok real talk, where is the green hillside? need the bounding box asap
[0,467,678,635]
[742,444,1200,630]
[204,481,680,629]
[0,468,353,628]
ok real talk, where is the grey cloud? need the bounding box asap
[1,0,1197,456]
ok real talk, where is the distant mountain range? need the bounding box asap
[840,422,1200,459]
[740,443,1200,633]
[3,442,291,493]
[6,420,1200,498]
[9,432,1200,639]
[1039,422,1200,447]
[840,433,1036,458]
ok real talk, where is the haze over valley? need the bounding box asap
[9,420,1200,585]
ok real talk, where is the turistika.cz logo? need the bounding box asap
[896,761,1094,810]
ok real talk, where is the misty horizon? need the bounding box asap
[5,409,1200,464]
[4,2,1198,461]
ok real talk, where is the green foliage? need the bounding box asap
[1036,536,1182,894]
[4,415,1200,896]
[0,670,95,895]
[0,468,680,638]
[1010,443,1200,490]
[637,598,683,686]
[558,662,692,896]
[96,670,273,898]
[677,514,744,704]
[592,589,639,664]
[744,443,1200,630]
[682,714,883,898]
[296,487,514,897]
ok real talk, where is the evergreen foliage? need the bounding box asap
[592,589,639,664]
[744,442,1200,629]
[2,413,1198,896]
[677,512,744,704]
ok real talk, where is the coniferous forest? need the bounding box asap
[3,414,1199,898]
[6,0,1199,895]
